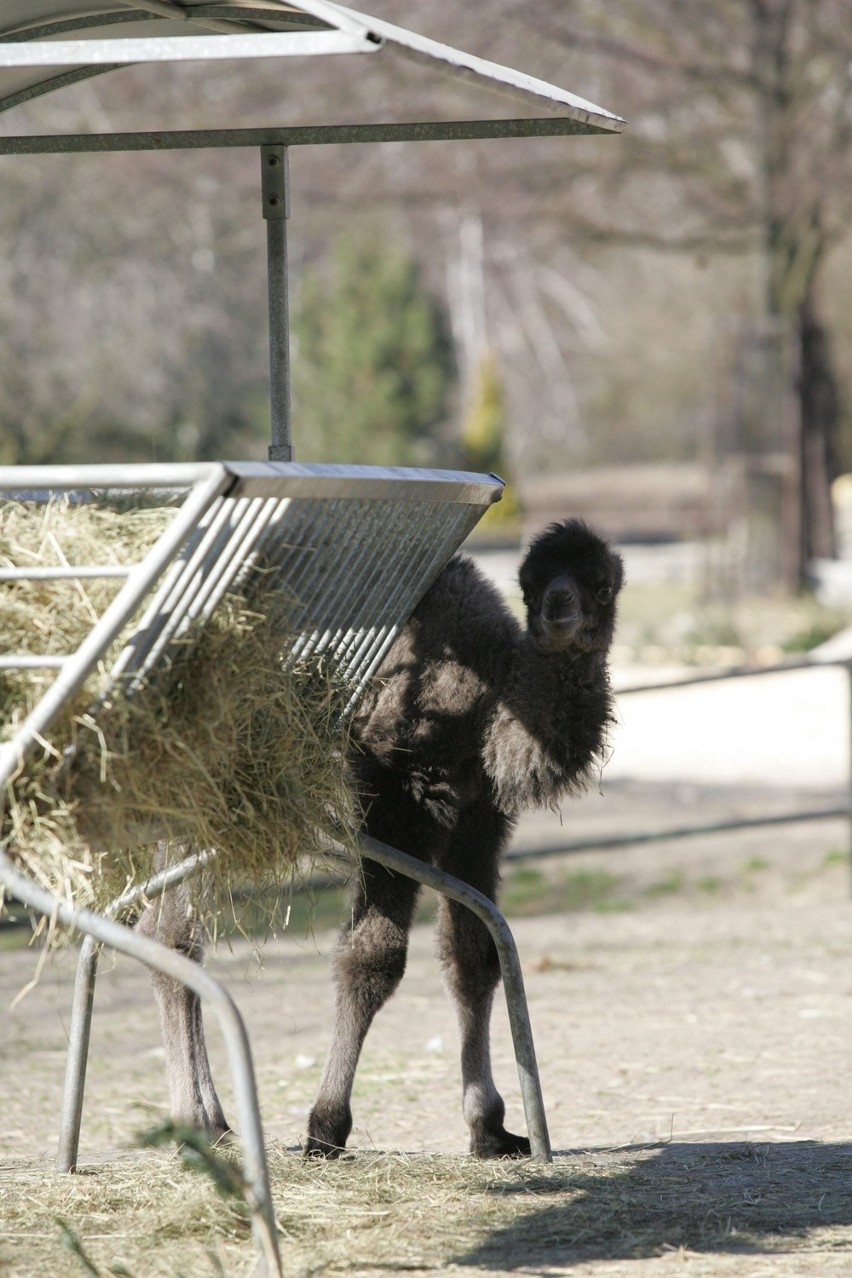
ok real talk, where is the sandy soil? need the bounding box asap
[2,656,852,1276]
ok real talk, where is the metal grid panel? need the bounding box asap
[0,462,502,785]
[112,481,497,713]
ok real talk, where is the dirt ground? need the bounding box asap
[2,773,852,1277]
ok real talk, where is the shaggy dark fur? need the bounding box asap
[304,518,624,1159]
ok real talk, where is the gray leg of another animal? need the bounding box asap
[305,863,420,1156]
[136,853,229,1140]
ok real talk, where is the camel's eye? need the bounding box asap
[596,585,613,604]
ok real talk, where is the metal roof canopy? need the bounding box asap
[0,0,625,459]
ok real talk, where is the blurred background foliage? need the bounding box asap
[293,231,455,465]
[0,0,851,583]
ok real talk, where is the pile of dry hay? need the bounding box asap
[0,496,355,922]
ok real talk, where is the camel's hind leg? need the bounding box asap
[305,860,421,1156]
[136,847,229,1141]
[438,809,531,1159]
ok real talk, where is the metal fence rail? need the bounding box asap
[502,656,852,866]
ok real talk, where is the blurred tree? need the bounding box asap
[535,0,852,581]
[0,150,269,465]
[293,231,455,465]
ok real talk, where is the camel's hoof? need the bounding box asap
[471,1128,532,1159]
[304,1102,352,1159]
[209,1126,235,1148]
[302,1136,346,1159]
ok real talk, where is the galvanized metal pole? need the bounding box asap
[56,933,101,1173]
[261,144,292,461]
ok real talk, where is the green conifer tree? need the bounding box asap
[293,231,455,465]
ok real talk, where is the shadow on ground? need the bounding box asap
[455,1141,852,1268]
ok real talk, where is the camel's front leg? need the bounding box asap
[305,862,420,1156]
[136,868,230,1141]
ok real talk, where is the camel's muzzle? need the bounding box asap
[541,576,582,631]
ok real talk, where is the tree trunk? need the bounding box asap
[796,294,839,572]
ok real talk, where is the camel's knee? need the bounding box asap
[334,912,410,1014]
[437,904,500,1002]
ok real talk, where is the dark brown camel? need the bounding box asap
[305,518,624,1157]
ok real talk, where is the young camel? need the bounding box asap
[305,518,624,1157]
[138,518,624,1158]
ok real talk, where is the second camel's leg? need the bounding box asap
[136,849,229,1140]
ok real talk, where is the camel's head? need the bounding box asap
[519,518,624,655]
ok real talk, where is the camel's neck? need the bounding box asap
[517,637,612,750]
[482,635,615,814]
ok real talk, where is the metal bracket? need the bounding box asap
[261,143,290,221]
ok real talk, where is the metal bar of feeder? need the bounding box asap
[0,566,132,580]
[56,933,100,1175]
[0,30,377,66]
[0,461,216,490]
[0,655,68,669]
[0,117,620,157]
[847,663,852,885]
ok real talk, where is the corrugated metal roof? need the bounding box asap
[0,1,625,136]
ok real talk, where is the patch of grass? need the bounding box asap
[501,865,548,914]
[593,898,634,914]
[742,856,769,873]
[229,880,348,940]
[643,871,686,898]
[477,864,645,918]
[780,608,848,653]
[561,869,624,912]
[502,865,625,917]
[0,922,37,952]
[697,876,723,895]
[823,848,849,867]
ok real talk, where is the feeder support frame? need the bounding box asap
[261,143,293,461]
